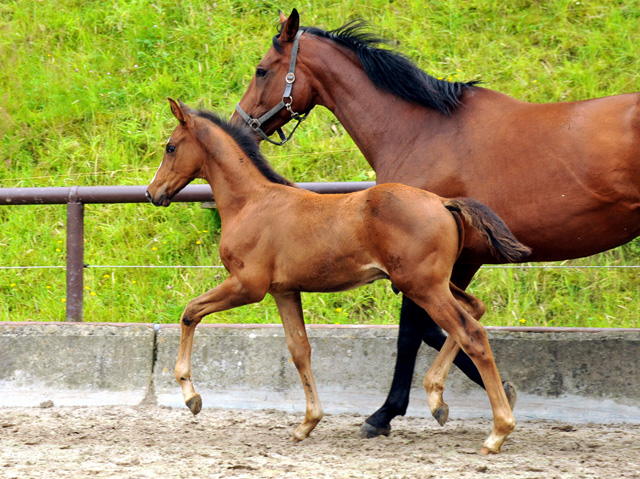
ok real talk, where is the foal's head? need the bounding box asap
[147,98,294,207]
[146,98,209,207]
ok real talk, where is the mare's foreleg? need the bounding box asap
[273,292,323,441]
[175,277,261,415]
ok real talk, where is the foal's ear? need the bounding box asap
[168,97,186,125]
[279,8,299,43]
[168,97,195,129]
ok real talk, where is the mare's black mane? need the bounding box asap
[274,20,478,115]
[195,110,295,187]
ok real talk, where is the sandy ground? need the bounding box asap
[1,405,639,479]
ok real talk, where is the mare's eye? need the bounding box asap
[166,145,176,154]
[256,67,267,78]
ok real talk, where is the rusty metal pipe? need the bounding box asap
[0,182,375,205]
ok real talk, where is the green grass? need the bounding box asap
[0,0,639,327]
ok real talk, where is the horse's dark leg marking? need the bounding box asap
[361,296,427,436]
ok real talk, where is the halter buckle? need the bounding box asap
[285,72,295,83]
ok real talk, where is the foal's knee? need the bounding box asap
[287,339,312,368]
[181,302,203,327]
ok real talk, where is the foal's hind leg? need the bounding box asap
[413,286,514,454]
[273,292,324,441]
[423,283,485,426]
[175,276,261,415]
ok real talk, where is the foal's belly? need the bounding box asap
[269,262,390,294]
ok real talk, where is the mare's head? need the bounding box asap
[233,9,478,144]
[232,9,314,144]
[146,98,207,207]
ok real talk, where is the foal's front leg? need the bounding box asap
[273,292,324,441]
[176,276,261,415]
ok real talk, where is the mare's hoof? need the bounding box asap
[503,381,517,411]
[359,421,391,439]
[186,394,202,416]
[433,404,449,427]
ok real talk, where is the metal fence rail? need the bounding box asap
[0,182,375,321]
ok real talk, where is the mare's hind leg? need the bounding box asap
[175,276,261,415]
[273,292,324,441]
[424,283,485,426]
[413,286,515,454]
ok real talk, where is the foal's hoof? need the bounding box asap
[503,381,517,411]
[433,404,449,427]
[185,394,202,416]
[359,421,391,439]
[481,446,500,455]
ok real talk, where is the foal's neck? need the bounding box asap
[202,129,273,221]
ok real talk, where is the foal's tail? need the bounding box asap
[444,197,532,263]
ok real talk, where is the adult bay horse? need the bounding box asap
[232,9,640,437]
[146,99,531,453]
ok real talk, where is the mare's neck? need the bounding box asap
[302,35,451,183]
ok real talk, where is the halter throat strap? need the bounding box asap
[234,30,308,146]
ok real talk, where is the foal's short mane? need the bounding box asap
[195,110,295,187]
[274,20,478,115]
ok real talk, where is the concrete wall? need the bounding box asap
[2,322,640,423]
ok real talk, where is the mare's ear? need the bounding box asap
[279,8,299,43]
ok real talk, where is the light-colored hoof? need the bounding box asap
[292,428,309,442]
[481,446,500,455]
[185,394,202,416]
[359,421,391,438]
[433,404,449,427]
[503,381,517,411]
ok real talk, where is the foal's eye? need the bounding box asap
[255,67,268,78]
[166,145,176,154]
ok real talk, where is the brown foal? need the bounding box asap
[146,99,530,454]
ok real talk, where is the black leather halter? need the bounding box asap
[234,30,309,146]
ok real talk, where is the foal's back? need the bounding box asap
[259,183,459,295]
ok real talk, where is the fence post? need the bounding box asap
[65,187,84,322]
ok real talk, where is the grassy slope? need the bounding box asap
[0,0,638,326]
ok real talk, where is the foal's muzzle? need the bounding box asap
[145,189,171,207]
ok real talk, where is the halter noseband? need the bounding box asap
[234,30,309,146]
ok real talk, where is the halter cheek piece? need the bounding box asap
[235,30,309,146]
